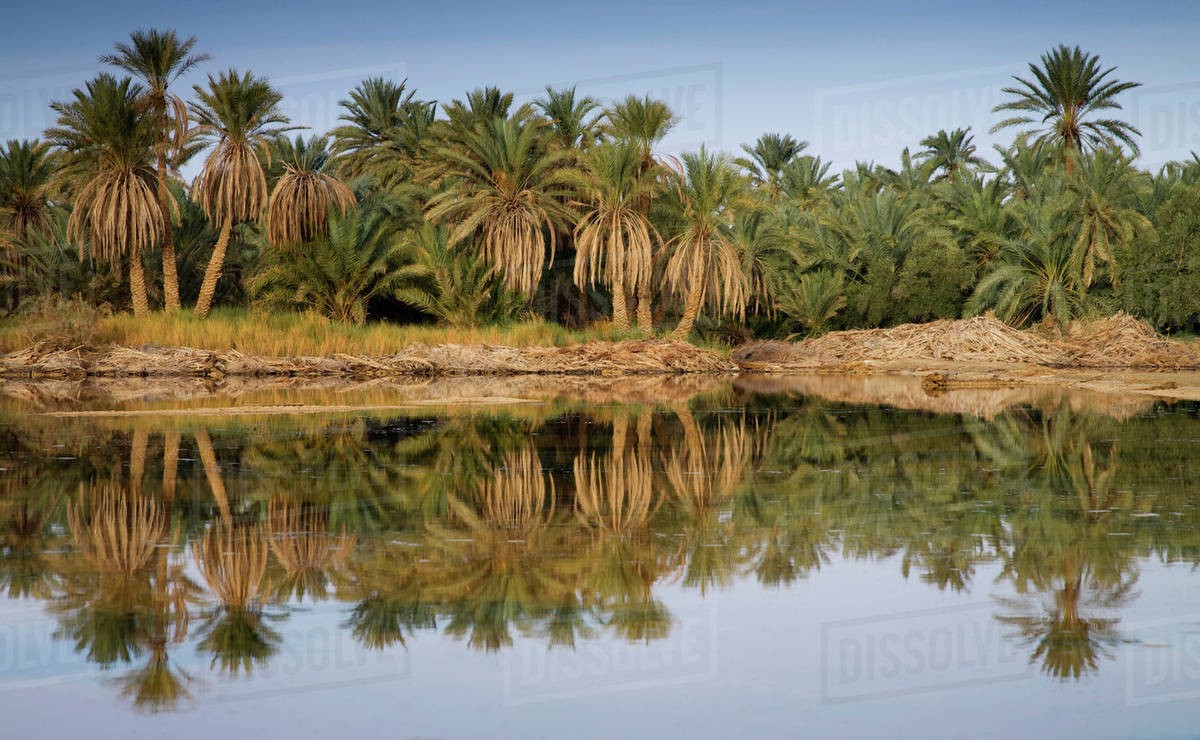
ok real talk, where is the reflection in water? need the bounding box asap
[3,386,1200,712]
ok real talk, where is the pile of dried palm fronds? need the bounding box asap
[735,314,1200,371]
[0,339,736,379]
[1065,313,1200,369]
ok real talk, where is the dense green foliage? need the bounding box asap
[1,35,1195,339]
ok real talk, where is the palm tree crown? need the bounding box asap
[992,45,1141,158]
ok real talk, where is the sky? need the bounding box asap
[2,0,1199,171]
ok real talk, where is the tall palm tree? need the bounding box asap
[0,139,58,247]
[534,86,603,152]
[603,95,678,329]
[264,134,355,247]
[917,128,988,180]
[47,74,161,314]
[331,77,435,185]
[423,111,577,298]
[736,132,808,194]
[564,142,662,329]
[992,45,1141,171]
[442,86,514,131]
[662,147,750,339]
[189,69,290,318]
[101,29,209,312]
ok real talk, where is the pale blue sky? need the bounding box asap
[2,0,1197,170]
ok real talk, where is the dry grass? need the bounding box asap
[0,308,653,356]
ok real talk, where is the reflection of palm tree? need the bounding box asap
[996,546,1133,679]
[662,408,753,594]
[0,488,61,599]
[574,415,656,535]
[267,498,356,602]
[53,481,164,667]
[423,445,584,651]
[995,417,1137,679]
[192,519,281,675]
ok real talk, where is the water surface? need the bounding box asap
[2,379,1199,738]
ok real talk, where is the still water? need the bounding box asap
[1,376,1200,738]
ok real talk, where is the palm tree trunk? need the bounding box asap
[195,428,232,526]
[162,429,180,511]
[636,283,653,333]
[195,217,231,319]
[672,259,705,341]
[130,252,150,315]
[157,152,181,313]
[612,278,630,330]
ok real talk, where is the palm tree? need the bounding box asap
[47,74,162,315]
[395,224,525,327]
[1068,148,1152,288]
[564,142,662,329]
[992,45,1141,171]
[534,86,603,152]
[189,69,290,318]
[101,29,209,313]
[423,111,577,298]
[917,128,988,180]
[264,134,356,247]
[250,202,422,324]
[662,147,750,339]
[603,95,678,329]
[777,270,847,336]
[736,132,807,194]
[331,77,435,185]
[969,194,1084,328]
[0,139,58,247]
[442,86,514,131]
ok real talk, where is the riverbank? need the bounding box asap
[5,313,1200,403]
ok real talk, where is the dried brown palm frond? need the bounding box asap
[67,164,163,262]
[67,481,165,576]
[479,445,556,533]
[192,520,269,609]
[265,135,356,247]
[192,138,267,225]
